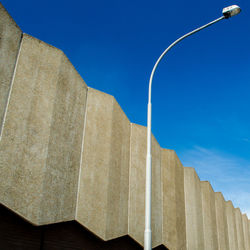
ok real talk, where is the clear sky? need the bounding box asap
[3,0,250,216]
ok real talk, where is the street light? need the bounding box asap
[144,5,241,250]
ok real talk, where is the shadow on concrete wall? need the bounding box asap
[0,204,168,250]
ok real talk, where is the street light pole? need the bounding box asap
[144,5,241,250]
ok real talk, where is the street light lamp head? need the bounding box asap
[223,5,241,18]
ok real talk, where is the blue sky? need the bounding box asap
[3,0,250,216]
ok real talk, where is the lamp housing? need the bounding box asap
[223,5,241,18]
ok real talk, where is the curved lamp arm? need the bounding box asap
[148,16,225,104]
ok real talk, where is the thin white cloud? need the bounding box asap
[242,138,250,143]
[179,146,250,218]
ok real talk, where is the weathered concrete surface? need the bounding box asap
[235,208,246,250]
[161,149,186,250]
[249,219,250,249]
[242,214,250,250]
[76,88,130,241]
[175,154,186,250]
[226,201,239,250]
[129,124,162,247]
[184,167,204,250]
[0,3,22,133]
[0,34,88,225]
[248,220,250,247]
[215,192,229,250]
[201,181,218,250]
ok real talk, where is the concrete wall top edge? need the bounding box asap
[236,207,242,213]
[175,151,183,167]
[23,33,60,52]
[215,191,223,195]
[242,213,250,220]
[130,123,161,148]
[112,98,130,124]
[162,148,184,170]
[226,200,234,207]
[201,180,210,183]
[161,148,174,153]
[131,123,145,129]
[87,87,116,100]
[88,86,113,96]
[215,191,226,201]
[184,166,203,182]
[201,180,215,192]
[184,166,195,170]
[59,51,88,89]
[23,33,88,89]
[0,3,22,32]
[87,86,127,116]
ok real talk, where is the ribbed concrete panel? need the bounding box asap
[215,192,229,250]
[0,3,22,133]
[201,181,218,250]
[0,34,88,225]
[76,88,130,241]
[226,201,238,250]
[161,149,186,250]
[175,155,186,250]
[39,52,88,224]
[235,208,245,250]
[129,124,162,247]
[184,167,204,250]
[242,214,250,250]
[249,220,250,248]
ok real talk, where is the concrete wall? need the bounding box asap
[248,220,250,245]
[161,149,186,250]
[184,167,204,250]
[76,88,130,241]
[201,181,218,249]
[0,33,88,225]
[215,192,230,250]
[0,3,22,134]
[226,201,239,250]
[1,3,249,249]
[242,214,250,250]
[235,208,245,249]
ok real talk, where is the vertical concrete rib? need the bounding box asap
[201,181,218,250]
[0,3,22,135]
[0,34,62,224]
[175,155,187,250]
[184,167,204,250]
[161,149,186,250]
[215,192,230,250]
[0,34,88,226]
[226,201,238,250]
[235,208,246,250]
[161,149,176,250]
[242,214,250,250]
[106,96,130,240]
[249,220,250,249]
[76,88,130,241]
[40,51,88,224]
